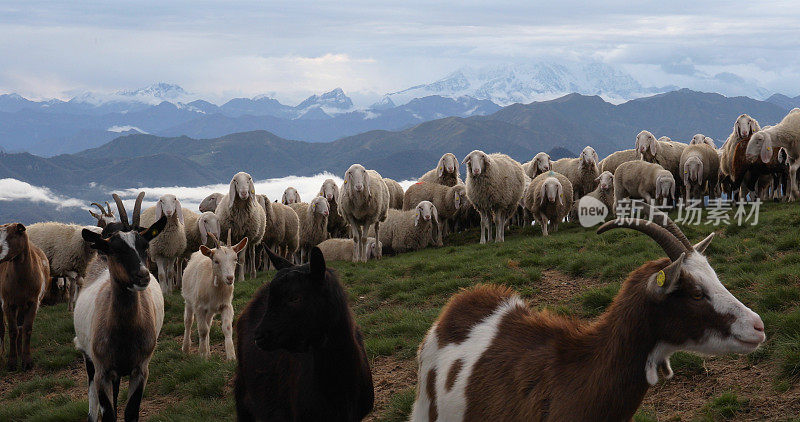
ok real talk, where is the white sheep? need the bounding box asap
[614,160,676,206]
[680,143,721,202]
[690,134,716,148]
[319,179,348,238]
[140,194,187,293]
[522,152,552,179]
[288,197,330,264]
[384,178,405,209]
[418,153,462,186]
[746,109,800,200]
[197,212,221,248]
[583,171,615,216]
[215,172,266,280]
[402,182,467,236]
[338,164,390,262]
[281,187,302,205]
[720,114,761,186]
[199,193,224,213]
[552,146,601,200]
[462,150,525,244]
[255,194,300,265]
[635,130,687,195]
[26,222,100,311]
[599,149,639,174]
[317,237,381,262]
[370,200,441,254]
[182,232,248,360]
[523,171,574,236]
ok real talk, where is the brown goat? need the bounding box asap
[0,223,50,371]
[411,206,765,421]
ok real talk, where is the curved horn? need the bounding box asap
[132,191,145,228]
[112,193,129,226]
[91,203,106,215]
[208,232,221,249]
[105,201,113,215]
[639,202,692,249]
[597,218,688,261]
[227,228,232,247]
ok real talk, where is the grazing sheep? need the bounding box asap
[462,150,525,243]
[690,133,716,148]
[418,152,462,186]
[635,130,687,196]
[199,193,224,213]
[197,212,221,248]
[552,146,601,200]
[402,182,467,236]
[74,208,167,421]
[370,200,441,254]
[288,197,330,264]
[234,248,374,421]
[411,209,765,421]
[88,202,116,228]
[680,143,721,202]
[746,109,800,200]
[140,194,187,294]
[599,149,639,174]
[383,178,405,209]
[182,232,248,360]
[26,222,100,311]
[319,179,348,238]
[523,171,574,236]
[614,160,676,205]
[522,152,552,179]
[317,237,381,262]
[338,164,390,262]
[582,170,616,216]
[216,172,266,280]
[0,223,49,371]
[281,187,302,205]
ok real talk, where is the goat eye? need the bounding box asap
[288,295,301,304]
[691,291,704,301]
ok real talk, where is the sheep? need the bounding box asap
[370,200,441,254]
[73,206,168,421]
[614,160,676,206]
[552,146,601,200]
[523,171,574,236]
[0,223,49,371]
[720,114,761,188]
[635,130,688,198]
[88,202,116,228]
[582,170,616,216]
[690,133,716,148]
[522,152,552,179]
[338,164,390,262]
[255,194,299,266]
[197,212,221,248]
[410,208,765,421]
[402,182,467,236]
[26,222,100,311]
[288,197,330,264]
[234,248,373,421]
[139,194,187,294]
[418,152,462,186]
[182,232,248,360]
[462,150,526,243]
[384,178,405,209]
[317,237,382,262]
[746,109,800,200]
[281,187,302,205]
[318,179,348,238]
[680,143,721,202]
[215,172,266,280]
[599,149,639,174]
[198,193,224,213]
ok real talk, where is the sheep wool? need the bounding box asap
[463,150,526,243]
[523,171,574,236]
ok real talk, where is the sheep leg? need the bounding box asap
[371,222,381,261]
[124,365,148,422]
[182,305,194,353]
[478,212,488,244]
[222,305,236,360]
[300,247,307,265]
[156,258,169,294]
[551,221,560,234]
[494,211,504,243]
[249,244,257,279]
[539,215,549,237]
[0,301,4,355]
[353,223,364,263]
[789,161,800,201]
[198,310,211,359]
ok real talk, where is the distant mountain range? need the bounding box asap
[0,89,791,206]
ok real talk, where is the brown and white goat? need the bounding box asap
[73,196,168,422]
[0,223,49,371]
[411,207,765,421]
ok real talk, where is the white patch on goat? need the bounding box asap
[120,231,137,252]
[0,230,8,261]
[410,295,525,422]
[645,343,678,385]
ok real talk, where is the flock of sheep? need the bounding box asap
[0,107,798,420]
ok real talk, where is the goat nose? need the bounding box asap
[137,267,149,278]
[226,275,234,284]
[753,317,765,332]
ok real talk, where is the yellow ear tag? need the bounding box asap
[250,189,255,194]
[656,270,665,287]
[343,180,347,184]
[151,229,158,236]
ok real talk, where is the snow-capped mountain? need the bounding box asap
[296,88,354,114]
[388,62,672,106]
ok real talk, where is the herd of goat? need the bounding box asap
[0,108,797,420]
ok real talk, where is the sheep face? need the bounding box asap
[81,217,167,291]
[229,172,255,206]
[734,114,758,140]
[413,201,439,227]
[0,223,27,263]
[684,157,704,185]
[438,153,459,178]
[198,212,221,246]
[320,179,339,203]
[655,172,675,201]
[462,150,488,177]
[539,177,564,206]
[636,131,658,161]
[155,194,184,225]
[310,197,330,217]
[344,164,369,194]
[282,187,301,205]
[533,152,552,175]
[596,171,614,191]
[199,193,222,213]
[580,146,599,169]
[200,237,247,286]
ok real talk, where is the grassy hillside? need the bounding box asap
[1,203,799,420]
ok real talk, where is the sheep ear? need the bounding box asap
[649,138,658,156]
[414,209,420,227]
[734,119,741,137]
[176,199,184,225]
[750,119,759,135]
[539,183,547,206]
[265,247,293,270]
[437,162,444,178]
[309,247,326,284]
[199,220,208,245]
[82,229,110,253]
[694,232,714,254]
[249,178,256,197]
[461,154,471,167]
[155,200,164,220]
[557,183,564,206]
[200,245,214,257]
[228,179,236,211]
[760,135,773,164]
[365,174,371,197]
[233,237,248,254]
[142,216,168,242]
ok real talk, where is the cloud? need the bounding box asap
[107,125,147,133]
[0,178,87,209]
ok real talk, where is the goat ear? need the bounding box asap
[142,216,168,241]
[233,237,248,254]
[309,247,326,283]
[693,232,714,254]
[176,199,184,225]
[82,228,109,253]
[648,252,685,296]
[265,247,293,270]
[200,245,214,258]
[228,179,237,211]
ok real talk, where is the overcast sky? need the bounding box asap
[2,1,799,103]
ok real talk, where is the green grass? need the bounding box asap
[1,202,799,420]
